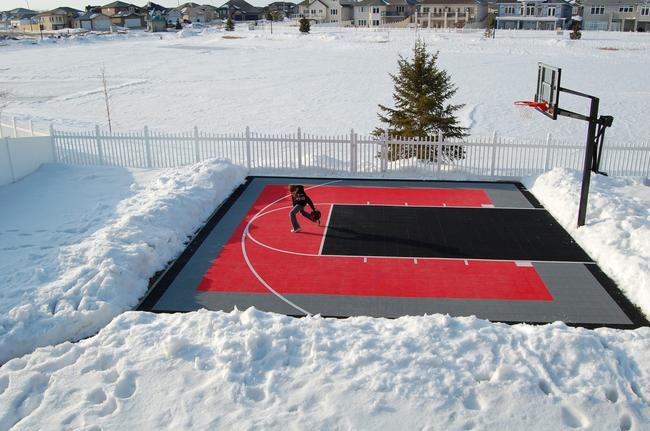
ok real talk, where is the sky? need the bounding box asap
[1,0,271,11]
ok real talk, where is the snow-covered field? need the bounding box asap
[1,26,649,143]
[1,27,649,429]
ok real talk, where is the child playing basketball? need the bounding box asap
[288,184,318,232]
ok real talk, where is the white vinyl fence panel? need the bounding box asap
[50,126,650,179]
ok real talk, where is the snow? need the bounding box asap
[1,27,650,429]
[1,309,650,430]
[0,161,247,364]
[525,170,650,316]
[1,27,649,144]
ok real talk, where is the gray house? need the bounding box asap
[495,0,573,29]
[582,0,650,31]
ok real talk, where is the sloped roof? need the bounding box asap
[220,0,263,13]
[77,11,111,20]
[420,0,484,5]
[356,0,417,6]
[102,1,133,8]
[36,7,82,17]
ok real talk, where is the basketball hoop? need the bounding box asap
[514,100,549,119]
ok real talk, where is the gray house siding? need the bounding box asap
[496,0,572,30]
[583,0,650,31]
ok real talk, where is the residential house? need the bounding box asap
[147,14,168,31]
[166,8,182,25]
[2,8,38,30]
[495,0,573,29]
[352,0,417,27]
[298,0,354,24]
[219,0,263,21]
[100,1,146,28]
[75,11,113,30]
[266,1,299,19]
[416,0,488,28]
[582,0,649,31]
[35,7,82,31]
[177,3,218,23]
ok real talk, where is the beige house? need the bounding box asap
[298,0,354,24]
[352,0,417,27]
[100,1,145,28]
[35,7,81,31]
[415,0,488,28]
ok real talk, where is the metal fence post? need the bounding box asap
[144,126,152,168]
[544,132,552,172]
[95,125,104,165]
[350,128,357,174]
[245,126,251,170]
[49,124,57,163]
[490,131,498,177]
[297,127,302,170]
[436,131,444,175]
[4,137,15,182]
[11,116,17,138]
[194,126,200,163]
[381,130,389,173]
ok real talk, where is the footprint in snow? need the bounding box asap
[561,405,589,429]
[114,373,137,399]
[462,393,483,411]
[604,385,619,403]
[619,413,632,431]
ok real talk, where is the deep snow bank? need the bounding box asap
[525,169,650,318]
[1,308,649,430]
[0,160,246,364]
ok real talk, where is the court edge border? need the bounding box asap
[136,178,254,311]
[137,176,649,329]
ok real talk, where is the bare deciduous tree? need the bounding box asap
[100,65,112,133]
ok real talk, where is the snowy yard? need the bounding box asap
[0,27,649,429]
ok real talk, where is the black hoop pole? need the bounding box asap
[577,96,599,227]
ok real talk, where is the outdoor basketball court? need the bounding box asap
[138,177,646,328]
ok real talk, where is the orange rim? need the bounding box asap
[514,101,549,110]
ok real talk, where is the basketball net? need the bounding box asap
[513,101,548,120]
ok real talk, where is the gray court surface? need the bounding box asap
[141,177,642,328]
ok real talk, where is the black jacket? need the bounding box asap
[292,191,315,211]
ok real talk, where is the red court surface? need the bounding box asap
[198,185,553,301]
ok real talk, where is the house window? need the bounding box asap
[590,5,604,15]
[311,9,316,14]
[504,6,515,14]
[372,19,380,25]
[372,7,380,14]
[360,7,366,12]
[526,5,535,15]
[619,5,633,12]
[331,8,338,15]
[358,19,367,25]
[547,6,556,16]
[641,6,650,15]
[396,6,404,13]
[423,7,430,13]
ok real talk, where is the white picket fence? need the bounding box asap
[49,125,650,178]
[0,116,50,138]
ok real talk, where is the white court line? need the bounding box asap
[241,180,341,316]
[245,217,593,265]
[330,202,545,210]
[318,203,334,256]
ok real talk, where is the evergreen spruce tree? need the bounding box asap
[373,39,468,162]
[484,13,496,38]
[225,17,235,31]
[299,17,310,33]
